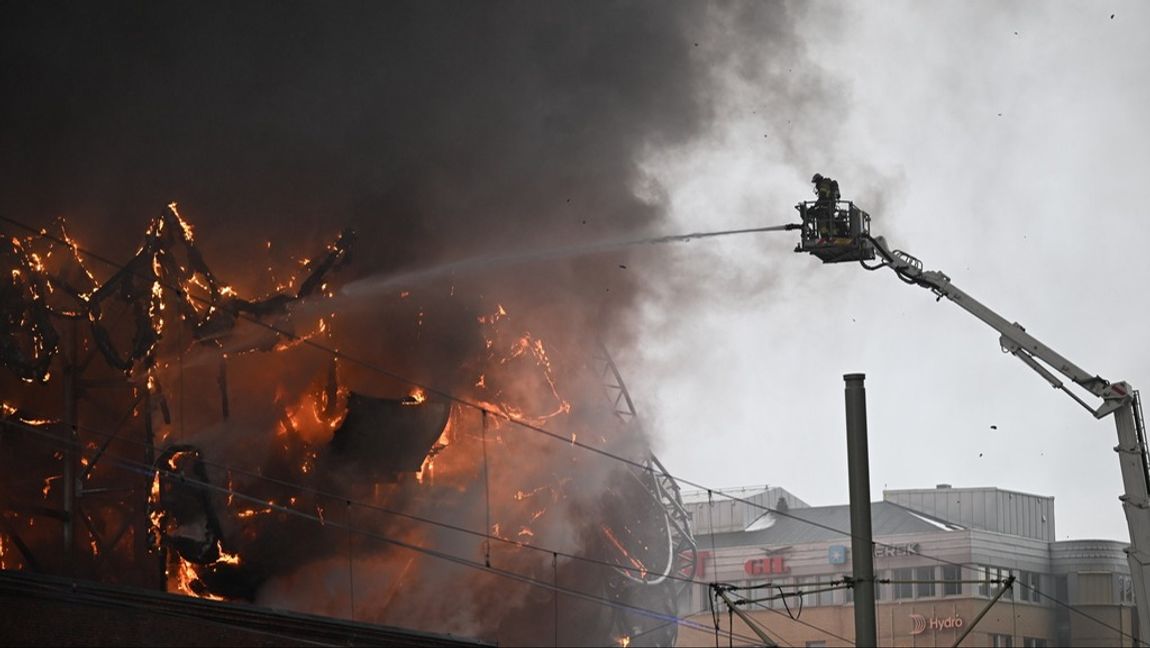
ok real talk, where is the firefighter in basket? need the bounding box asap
[811,173,846,241]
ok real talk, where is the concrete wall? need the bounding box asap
[680,599,1057,647]
[885,486,1055,542]
[683,487,809,535]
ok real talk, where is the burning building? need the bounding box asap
[0,205,695,646]
[0,2,825,644]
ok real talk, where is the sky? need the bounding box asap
[624,1,1150,542]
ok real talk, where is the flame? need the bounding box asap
[148,471,164,549]
[476,303,508,324]
[41,476,60,499]
[166,540,240,601]
[216,543,242,566]
[271,317,329,351]
[1,204,665,640]
[1,402,57,425]
[168,202,196,242]
[514,485,548,501]
[168,556,226,601]
[415,459,431,485]
[283,389,345,444]
[300,449,317,475]
[238,507,273,519]
[19,417,58,426]
[601,525,648,579]
[617,636,631,648]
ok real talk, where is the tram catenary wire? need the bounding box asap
[2,213,1142,646]
[0,417,766,648]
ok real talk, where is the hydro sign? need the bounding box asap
[909,614,965,635]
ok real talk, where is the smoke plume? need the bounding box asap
[0,2,824,645]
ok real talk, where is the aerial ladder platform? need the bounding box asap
[791,185,1150,643]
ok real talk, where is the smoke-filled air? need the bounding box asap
[0,3,826,646]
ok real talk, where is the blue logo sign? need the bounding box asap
[828,544,848,565]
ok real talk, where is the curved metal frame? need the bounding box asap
[592,344,697,646]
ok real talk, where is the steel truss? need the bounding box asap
[592,343,698,647]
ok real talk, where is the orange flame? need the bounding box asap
[601,525,648,579]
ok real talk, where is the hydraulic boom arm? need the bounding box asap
[865,235,1129,417]
[861,232,1150,642]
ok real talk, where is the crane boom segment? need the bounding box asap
[875,240,1120,416]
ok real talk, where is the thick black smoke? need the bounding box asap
[0,2,823,645]
[0,2,819,333]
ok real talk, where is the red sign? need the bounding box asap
[689,550,710,579]
[744,556,789,576]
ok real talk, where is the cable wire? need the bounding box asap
[2,213,1143,646]
[0,417,765,647]
[1017,579,1141,645]
[743,597,851,647]
[8,409,710,590]
[2,576,343,647]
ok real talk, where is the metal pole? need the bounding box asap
[715,587,777,647]
[952,576,1014,647]
[62,321,79,576]
[845,373,876,647]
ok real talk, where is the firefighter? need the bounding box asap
[812,173,840,204]
[811,174,841,239]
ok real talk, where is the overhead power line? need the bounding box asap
[1,213,1142,646]
[1,417,764,647]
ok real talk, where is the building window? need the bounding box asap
[1119,575,1135,606]
[1019,571,1041,604]
[817,576,836,607]
[942,564,962,596]
[892,567,913,600]
[1078,572,1114,605]
[990,634,1013,647]
[979,566,1012,598]
[1022,638,1046,648]
[761,579,779,609]
[915,566,936,598]
[798,576,818,607]
[842,574,853,604]
[771,578,793,610]
[874,571,885,601]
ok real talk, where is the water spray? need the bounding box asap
[341,222,801,298]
